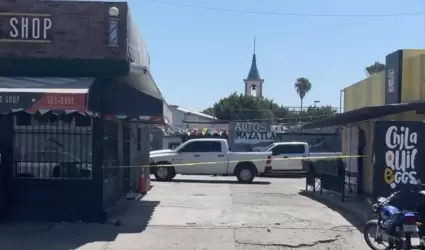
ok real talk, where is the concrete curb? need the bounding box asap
[300,190,373,224]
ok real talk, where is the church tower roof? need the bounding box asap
[245,37,262,81]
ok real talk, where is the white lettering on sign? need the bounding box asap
[9,17,52,40]
[235,132,277,144]
[234,122,267,133]
[387,68,395,93]
[234,122,274,144]
[47,96,74,105]
[384,125,418,189]
[0,96,20,104]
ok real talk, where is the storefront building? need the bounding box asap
[303,49,425,196]
[0,0,171,222]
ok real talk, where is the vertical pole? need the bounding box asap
[342,167,345,203]
[108,18,119,47]
[320,175,323,195]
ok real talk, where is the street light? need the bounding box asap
[314,100,320,107]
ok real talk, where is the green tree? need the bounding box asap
[365,61,385,76]
[202,92,337,124]
[294,77,312,110]
[202,92,288,121]
[283,105,337,124]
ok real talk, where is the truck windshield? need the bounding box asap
[262,144,275,152]
[173,142,186,152]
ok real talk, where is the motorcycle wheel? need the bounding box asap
[363,220,392,250]
[404,234,412,250]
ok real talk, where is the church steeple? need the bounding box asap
[244,37,264,97]
[246,37,261,81]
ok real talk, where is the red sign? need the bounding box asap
[28,93,87,112]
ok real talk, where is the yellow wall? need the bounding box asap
[344,49,425,111]
[401,51,425,102]
[341,49,425,195]
[344,72,385,112]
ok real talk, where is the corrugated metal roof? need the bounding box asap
[176,107,217,120]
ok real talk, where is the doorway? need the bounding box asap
[357,128,366,194]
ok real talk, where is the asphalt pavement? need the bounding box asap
[0,175,369,250]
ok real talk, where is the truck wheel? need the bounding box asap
[235,163,256,184]
[153,162,175,181]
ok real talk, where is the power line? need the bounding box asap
[144,0,425,18]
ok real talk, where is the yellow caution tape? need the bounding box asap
[116,154,366,168]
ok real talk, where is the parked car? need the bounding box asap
[262,142,341,173]
[149,138,272,183]
[15,150,92,179]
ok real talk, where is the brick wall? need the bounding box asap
[0,0,127,60]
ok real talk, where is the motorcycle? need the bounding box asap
[364,187,424,250]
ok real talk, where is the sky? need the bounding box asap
[126,0,425,112]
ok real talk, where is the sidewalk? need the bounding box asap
[0,194,158,250]
[300,189,375,227]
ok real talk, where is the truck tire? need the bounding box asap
[235,162,257,184]
[153,161,175,181]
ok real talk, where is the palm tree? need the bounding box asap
[294,77,312,110]
[365,61,385,76]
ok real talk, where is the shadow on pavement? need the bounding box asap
[299,190,365,232]
[153,178,271,185]
[261,173,305,179]
[0,199,160,250]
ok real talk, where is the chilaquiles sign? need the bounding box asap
[373,121,425,196]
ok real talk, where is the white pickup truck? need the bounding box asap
[262,142,341,173]
[149,138,272,183]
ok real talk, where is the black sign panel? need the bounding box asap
[373,121,425,197]
[384,50,403,104]
[0,14,53,42]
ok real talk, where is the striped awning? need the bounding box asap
[0,72,171,125]
[0,77,92,113]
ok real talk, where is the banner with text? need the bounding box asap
[373,120,425,197]
[231,121,273,145]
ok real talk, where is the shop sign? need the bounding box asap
[383,125,418,188]
[233,121,276,144]
[46,95,74,105]
[387,69,395,93]
[0,95,20,104]
[28,93,86,113]
[373,121,425,197]
[0,13,52,43]
[384,50,403,104]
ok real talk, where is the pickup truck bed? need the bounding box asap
[262,142,341,174]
